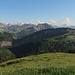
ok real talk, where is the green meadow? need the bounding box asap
[0,53,75,75]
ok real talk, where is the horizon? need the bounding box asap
[0,0,75,25]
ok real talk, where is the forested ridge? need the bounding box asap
[0,28,75,62]
[9,28,75,57]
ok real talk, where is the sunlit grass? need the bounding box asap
[0,53,75,75]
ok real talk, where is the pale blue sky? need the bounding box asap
[0,0,75,24]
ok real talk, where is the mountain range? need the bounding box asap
[0,22,75,38]
[0,23,75,61]
[0,22,53,38]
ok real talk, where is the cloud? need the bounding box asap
[49,17,72,27]
[37,20,42,24]
[64,18,71,24]
[50,20,57,24]
[36,20,46,24]
[35,18,73,27]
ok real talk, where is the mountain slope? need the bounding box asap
[0,23,7,32]
[16,23,53,38]
[16,26,36,38]
[7,24,35,33]
[13,28,70,45]
[36,23,53,30]
[0,32,17,47]
[9,28,75,57]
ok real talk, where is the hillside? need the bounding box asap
[0,28,75,61]
[0,32,16,62]
[0,53,75,75]
[13,28,70,45]
[0,32,17,47]
[0,32,16,41]
[0,28,75,75]
[10,28,75,57]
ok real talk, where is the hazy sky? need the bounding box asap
[0,0,75,25]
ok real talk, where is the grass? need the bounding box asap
[0,53,75,75]
[49,32,75,41]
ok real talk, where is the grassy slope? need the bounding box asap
[0,53,75,75]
